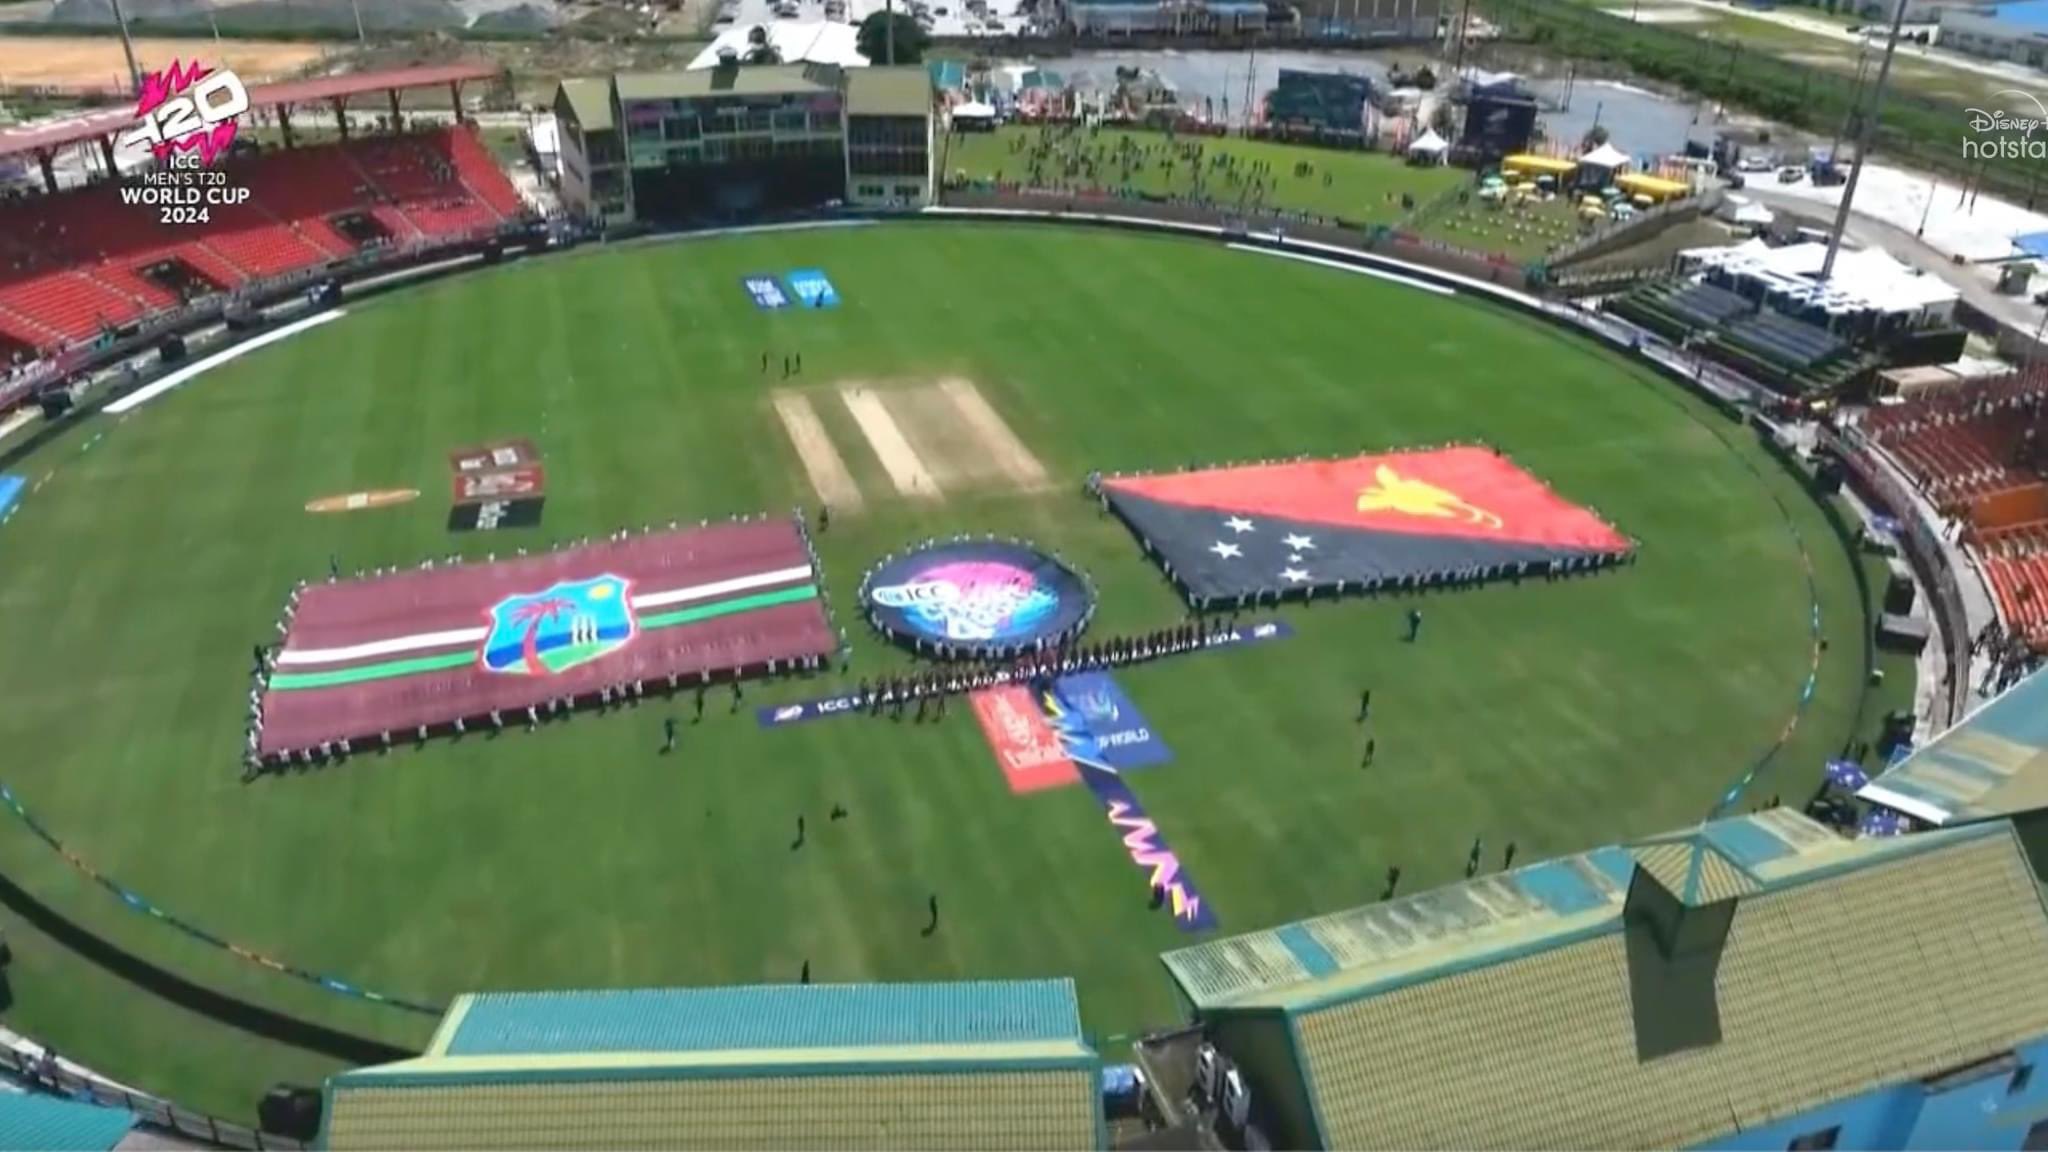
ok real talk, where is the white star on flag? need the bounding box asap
[1224,516,1256,534]
[1210,541,1243,559]
[1283,533,1316,550]
[1281,567,1310,583]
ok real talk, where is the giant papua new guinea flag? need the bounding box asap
[258,520,834,755]
[1101,447,1633,602]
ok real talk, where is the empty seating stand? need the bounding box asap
[1863,372,2048,651]
[0,125,527,355]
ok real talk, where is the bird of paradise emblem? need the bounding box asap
[1356,464,1503,529]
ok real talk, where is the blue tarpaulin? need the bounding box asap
[2014,231,2048,260]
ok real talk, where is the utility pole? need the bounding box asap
[1820,0,1909,283]
[886,0,897,64]
[1452,0,1476,72]
[1243,44,1256,129]
[108,0,142,96]
[351,0,368,43]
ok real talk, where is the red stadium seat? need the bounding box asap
[0,126,526,355]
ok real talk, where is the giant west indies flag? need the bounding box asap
[257,521,834,756]
[1101,447,1633,602]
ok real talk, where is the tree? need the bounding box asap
[744,24,783,64]
[857,9,930,65]
[508,596,575,675]
[1580,124,1610,151]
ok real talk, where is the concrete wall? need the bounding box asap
[1937,9,2048,64]
[1207,1011,1321,1149]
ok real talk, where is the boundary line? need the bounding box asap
[104,310,347,415]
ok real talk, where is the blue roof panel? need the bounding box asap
[444,980,1084,1056]
[0,1093,137,1152]
[1702,817,1794,870]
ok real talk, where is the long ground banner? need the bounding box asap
[755,619,1293,729]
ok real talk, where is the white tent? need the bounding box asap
[1406,127,1449,165]
[687,22,868,69]
[1579,141,1631,171]
[1733,201,1774,228]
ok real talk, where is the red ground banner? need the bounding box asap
[969,685,1080,794]
[257,520,832,757]
[1099,447,1633,602]
[1105,447,1628,549]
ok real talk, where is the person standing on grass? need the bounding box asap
[1362,738,1376,768]
[663,715,678,754]
[731,680,743,712]
[1358,689,1372,722]
[1407,608,1424,643]
[1466,836,1483,879]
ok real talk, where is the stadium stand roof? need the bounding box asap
[0,1092,138,1151]
[1161,810,2048,1148]
[554,78,614,133]
[1860,664,2048,825]
[846,67,937,118]
[614,64,842,102]
[322,980,1104,1150]
[0,63,501,160]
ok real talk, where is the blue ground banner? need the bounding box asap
[1077,763,1217,931]
[1045,672,1172,770]
[756,619,1292,728]
[785,268,840,309]
[742,275,790,311]
[0,475,23,525]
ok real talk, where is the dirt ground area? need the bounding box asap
[840,383,943,501]
[823,378,1051,504]
[771,389,865,514]
[0,36,329,92]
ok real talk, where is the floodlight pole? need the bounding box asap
[108,0,142,96]
[351,0,368,43]
[1819,0,1908,284]
[887,0,897,65]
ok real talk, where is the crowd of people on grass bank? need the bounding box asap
[957,122,1417,229]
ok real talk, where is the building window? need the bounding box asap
[2015,1064,2036,1095]
[1788,1127,1840,1151]
[2026,1118,2048,1152]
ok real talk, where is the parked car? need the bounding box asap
[1776,165,1806,184]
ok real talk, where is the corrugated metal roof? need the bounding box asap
[326,1066,1102,1151]
[847,67,934,118]
[1285,822,2048,1148]
[1162,845,1637,1011]
[0,1093,136,1151]
[439,981,1083,1057]
[1629,837,1761,904]
[1162,811,1954,1014]
[1860,664,2048,825]
[0,62,501,160]
[555,78,613,133]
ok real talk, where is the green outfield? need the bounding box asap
[0,221,1908,1120]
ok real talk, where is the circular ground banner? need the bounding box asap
[861,539,1094,659]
